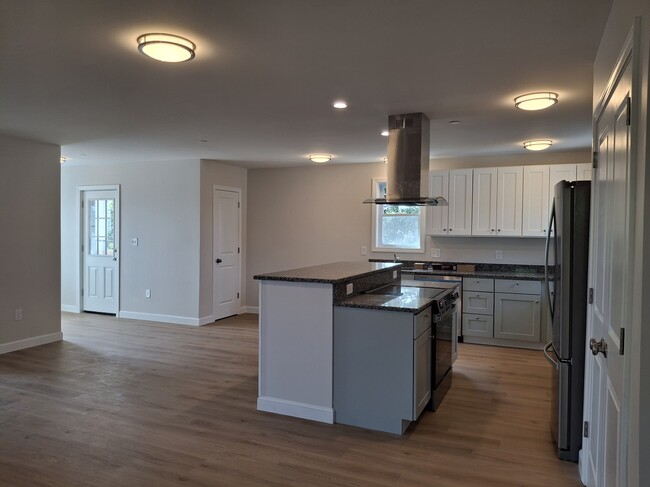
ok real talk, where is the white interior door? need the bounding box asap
[213,188,241,320]
[83,189,119,314]
[583,54,632,487]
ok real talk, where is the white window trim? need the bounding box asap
[370,178,426,253]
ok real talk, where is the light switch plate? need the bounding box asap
[131,238,138,246]
[360,246,367,256]
[496,250,502,260]
[145,289,151,298]
[346,283,354,295]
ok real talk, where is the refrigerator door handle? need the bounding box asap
[544,341,559,369]
[544,201,556,321]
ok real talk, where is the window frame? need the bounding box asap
[370,178,426,253]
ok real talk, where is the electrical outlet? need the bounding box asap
[131,238,138,246]
[346,283,354,295]
[496,250,503,260]
[145,289,151,298]
[431,248,441,258]
[14,308,22,321]
[393,271,398,279]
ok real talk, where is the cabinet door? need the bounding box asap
[494,293,541,342]
[576,162,593,181]
[496,167,523,236]
[549,164,577,237]
[427,170,449,235]
[447,169,473,236]
[463,291,494,315]
[413,327,432,418]
[522,165,550,237]
[462,314,494,338]
[471,168,498,236]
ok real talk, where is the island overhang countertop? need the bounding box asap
[254,261,401,283]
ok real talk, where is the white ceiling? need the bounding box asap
[0,0,613,168]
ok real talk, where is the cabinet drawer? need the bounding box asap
[462,314,494,338]
[463,292,494,315]
[414,306,432,338]
[463,278,494,292]
[494,279,541,295]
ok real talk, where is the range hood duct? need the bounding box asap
[364,112,447,206]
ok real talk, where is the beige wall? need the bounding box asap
[593,1,650,484]
[199,159,248,318]
[0,135,61,352]
[61,160,202,323]
[246,150,590,308]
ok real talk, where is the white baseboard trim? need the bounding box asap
[257,396,334,424]
[0,332,63,355]
[242,306,259,314]
[61,305,80,313]
[199,315,215,326]
[118,311,202,326]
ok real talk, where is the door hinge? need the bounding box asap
[81,200,84,208]
[583,421,589,438]
[592,151,598,169]
[238,247,240,254]
[81,243,84,252]
[626,96,631,126]
[81,288,84,296]
[238,202,240,209]
[588,288,594,304]
[237,292,240,299]
[620,327,625,355]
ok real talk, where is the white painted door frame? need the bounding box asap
[212,185,242,320]
[580,22,639,486]
[76,185,121,315]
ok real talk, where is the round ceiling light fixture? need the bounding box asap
[333,100,348,109]
[514,92,558,111]
[308,154,332,163]
[137,33,196,62]
[523,139,553,151]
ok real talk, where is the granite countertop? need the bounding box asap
[404,269,547,281]
[336,285,444,313]
[254,261,401,284]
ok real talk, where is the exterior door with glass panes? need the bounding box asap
[83,190,119,314]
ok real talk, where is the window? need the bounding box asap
[88,198,115,256]
[371,179,425,252]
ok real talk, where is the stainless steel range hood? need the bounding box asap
[364,112,448,206]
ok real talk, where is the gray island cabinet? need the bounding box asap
[254,262,401,424]
[334,305,432,434]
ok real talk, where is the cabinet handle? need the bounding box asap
[535,301,539,304]
[491,229,495,232]
[449,228,453,231]
[543,229,547,233]
[498,229,501,232]
[516,283,519,285]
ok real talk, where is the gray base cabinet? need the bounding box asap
[494,293,541,341]
[333,306,432,435]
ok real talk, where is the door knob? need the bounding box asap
[216,258,222,263]
[589,338,607,357]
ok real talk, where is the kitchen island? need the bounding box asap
[254,261,401,424]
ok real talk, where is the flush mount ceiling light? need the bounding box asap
[308,154,332,163]
[333,100,347,109]
[514,92,558,111]
[137,33,196,62]
[523,139,553,151]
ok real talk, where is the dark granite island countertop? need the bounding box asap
[336,285,444,313]
[254,261,401,283]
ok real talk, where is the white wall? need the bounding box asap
[61,160,202,324]
[0,135,61,353]
[246,150,589,308]
[199,159,248,318]
[593,1,650,484]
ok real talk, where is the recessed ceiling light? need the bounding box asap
[333,101,347,109]
[309,154,332,163]
[381,130,389,137]
[60,156,67,164]
[514,92,558,111]
[523,140,553,151]
[137,33,196,63]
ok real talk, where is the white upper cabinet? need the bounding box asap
[496,166,523,236]
[472,168,498,236]
[427,170,449,235]
[447,169,473,236]
[427,169,472,236]
[549,164,577,200]
[522,165,550,237]
[577,162,593,181]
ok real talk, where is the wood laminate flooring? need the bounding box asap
[0,312,582,486]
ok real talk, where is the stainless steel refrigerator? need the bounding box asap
[544,180,590,462]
